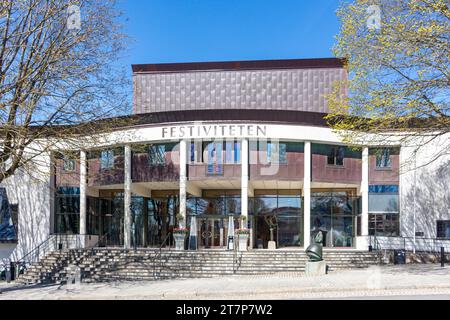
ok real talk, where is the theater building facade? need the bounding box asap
[1,58,449,259]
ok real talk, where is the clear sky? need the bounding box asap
[116,0,341,69]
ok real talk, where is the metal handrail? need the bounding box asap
[14,233,104,280]
[369,234,450,254]
[153,232,172,279]
[232,234,239,274]
[16,235,57,269]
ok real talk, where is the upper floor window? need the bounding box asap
[63,157,76,172]
[376,148,392,168]
[205,141,223,175]
[190,142,196,162]
[267,142,287,164]
[100,150,114,170]
[148,144,166,165]
[225,140,241,164]
[327,146,345,166]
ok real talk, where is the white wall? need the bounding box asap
[0,152,52,261]
[399,133,450,239]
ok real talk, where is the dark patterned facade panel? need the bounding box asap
[133,68,346,114]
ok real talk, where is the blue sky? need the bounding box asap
[116,0,341,69]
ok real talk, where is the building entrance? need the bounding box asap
[197,216,239,249]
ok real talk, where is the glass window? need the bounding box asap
[369,213,399,236]
[225,140,241,164]
[148,144,166,165]
[266,142,287,164]
[252,194,303,248]
[376,148,392,168]
[310,192,359,247]
[100,150,114,169]
[369,184,399,213]
[437,221,450,239]
[190,142,195,162]
[369,185,399,193]
[369,194,399,213]
[327,146,345,166]
[234,141,241,163]
[55,188,80,234]
[63,157,76,171]
[225,141,232,164]
[206,142,223,175]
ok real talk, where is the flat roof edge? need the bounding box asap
[132,58,347,74]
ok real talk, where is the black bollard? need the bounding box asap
[441,247,445,267]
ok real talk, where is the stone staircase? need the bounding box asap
[16,249,379,285]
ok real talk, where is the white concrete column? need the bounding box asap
[303,141,311,248]
[179,139,187,228]
[124,145,132,248]
[361,147,369,237]
[241,139,249,228]
[79,150,87,236]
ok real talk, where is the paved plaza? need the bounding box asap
[1,264,450,300]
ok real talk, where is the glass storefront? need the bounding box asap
[142,195,179,247]
[56,188,364,249]
[310,191,360,248]
[86,192,130,246]
[54,187,80,234]
[187,192,241,249]
[86,192,180,247]
[250,191,303,248]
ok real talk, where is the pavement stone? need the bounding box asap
[1,264,449,300]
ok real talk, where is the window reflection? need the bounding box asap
[310,191,359,248]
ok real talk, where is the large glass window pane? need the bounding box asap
[234,141,241,163]
[253,197,277,215]
[311,192,358,248]
[266,142,287,164]
[369,194,399,213]
[376,148,392,168]
[277,215,302,247]
[327,147,335,165]
[225,197,241,215]
[190,142,195,162]
[206,142,223,175]
[278,197,301,212]
[63,157,76,171]
[225,141,232,164]
[332,216,354,247]
[100,150,114,169]
[148,144,166,165]
[336,147,344,166]
[197,198,225,215]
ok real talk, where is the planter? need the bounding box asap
[238,234,249,251]
[173,233,186,251]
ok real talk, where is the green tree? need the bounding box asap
[327,0,449,164]
[0,0,130,183]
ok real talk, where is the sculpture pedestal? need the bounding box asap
[238,234,249,251]
[267,241,276,250]
[305,260,327,276]
[174,234,186,251]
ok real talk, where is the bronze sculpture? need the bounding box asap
[305,230,323,261]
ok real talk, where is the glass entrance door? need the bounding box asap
[197,216,239,249]
[198,217,223,248]
[99,196,124,246]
